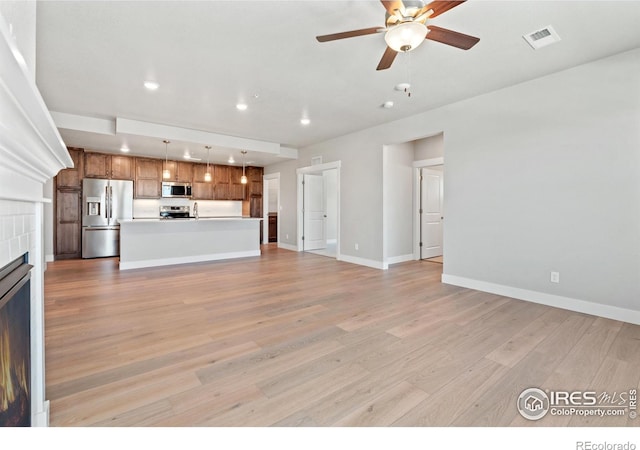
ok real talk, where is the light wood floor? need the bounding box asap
[44,245,640,427]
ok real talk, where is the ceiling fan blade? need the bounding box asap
[420,1,466,19]
[380,0,405,16]
[376,46,398,71]
[316,27,384,42]
[426,25,479,50]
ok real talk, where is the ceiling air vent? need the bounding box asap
[523,25,561,50]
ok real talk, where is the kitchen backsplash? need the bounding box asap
[133,199,243,218]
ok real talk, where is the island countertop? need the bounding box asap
[120,217,262,223]
[119,216,261,270]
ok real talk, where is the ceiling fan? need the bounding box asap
[316,0,480,70]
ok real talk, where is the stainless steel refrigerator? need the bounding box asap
[82,178,133,258]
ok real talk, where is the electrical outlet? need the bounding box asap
[550,271,560,283]
[355,243,359,251]
[286,234,289,240]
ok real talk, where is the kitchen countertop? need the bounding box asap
[121,216,262,223]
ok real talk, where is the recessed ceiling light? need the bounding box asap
[120,146,130,153]
[236,103,248,111]
[228,156,235,164]
[300,118,311,126]
[382,101,394,109]
[144,81,159,90]
[394,82,410,92]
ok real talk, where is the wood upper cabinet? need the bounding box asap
[134,158,162,199]
[229,166,245,200]
[56,148,84,189]
[245,167,263,218]
[191,163,214,200]
[110,155,134,179]
[84,153,133,180]
[163,161,193,182]
[213,165,231,200]
[246,166,264,198]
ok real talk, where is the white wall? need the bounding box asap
[323,169,337,241]
[266,47,640,322]
[414,133,444,161]
[268,178,279,213]
[267,133,384,264]
[0,1,36,79]
[383,143,414,264]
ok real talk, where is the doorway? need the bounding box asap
[414,158,444,262]
[296,161,341,259]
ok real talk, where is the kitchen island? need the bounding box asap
[118,217,261,270]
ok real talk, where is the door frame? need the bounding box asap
[296,161,341,258]
[263,172,280,245]
[413,157,444,260]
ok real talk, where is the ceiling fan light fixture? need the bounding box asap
[384,21,428,52]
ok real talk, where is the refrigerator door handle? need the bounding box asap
[105,185,111,222]
[109,186,113,221]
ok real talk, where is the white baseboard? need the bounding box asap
[339,254,386,270]
[45,254,54,263]
[386,254,415,266]
[32,400,49,427]
[278,243,298,252]
[442,274,640,326]
[119,250,261,271]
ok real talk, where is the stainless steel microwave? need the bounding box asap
[161,182,192,198]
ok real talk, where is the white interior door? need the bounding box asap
[303,173,326,250]
[421,168,444,259]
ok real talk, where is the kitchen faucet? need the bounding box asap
[193,202,199,219]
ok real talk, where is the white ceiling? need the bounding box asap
[34,0,640,166]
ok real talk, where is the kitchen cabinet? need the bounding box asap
[84,153,133,180]
[214,165,231,200]
[134,158,163,198]
[229,166,245,200]
[163,161,193,182]
[214,165,246,200]
[246,166,264,199]
[111,155,134,179]
[192,163,214,200]
[56,148,84,189]
[268,213,277,242]
[54,147,84,259]
[246,166,263,218]
[55,189,82,259]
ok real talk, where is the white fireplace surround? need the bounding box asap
[0,10,73,426]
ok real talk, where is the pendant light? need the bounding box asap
[204,146,212,182]
[240,150,248,184]
[162,140,171,179]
